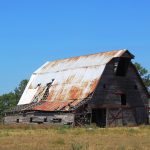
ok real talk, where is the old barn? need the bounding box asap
[4,50,149,127]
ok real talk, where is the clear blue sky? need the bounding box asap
[0,0,150,94]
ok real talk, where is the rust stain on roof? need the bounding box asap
[69,86,82,100]
[90,79,99,92]
[33,101,72,111]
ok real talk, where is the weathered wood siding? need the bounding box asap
[89,60,149,127]
[4,112,75,125]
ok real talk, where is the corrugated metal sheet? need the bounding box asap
[33,101,72,111]
[18,49,130,111]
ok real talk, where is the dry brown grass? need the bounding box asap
[0,124,150,150]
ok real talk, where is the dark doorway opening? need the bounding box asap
[121,94,126,105]
[92,109,106,127]
[30,117,33,123]
[44,118,47,122]
[16,119,19,123]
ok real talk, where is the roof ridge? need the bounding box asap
[47,49,127,63]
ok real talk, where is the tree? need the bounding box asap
[0,79,28,120]
[0,92,17,117]
[14,79,28,101]
[134,62,150,92]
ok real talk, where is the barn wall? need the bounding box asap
[4,112,75,125]
[4,114,34,124]
[89,60,149,127]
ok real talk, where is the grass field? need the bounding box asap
[0,124,150,150]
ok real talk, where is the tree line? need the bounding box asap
[0,80,28,120]
[0,63,150,120]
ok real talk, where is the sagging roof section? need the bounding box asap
[18,49,133,111]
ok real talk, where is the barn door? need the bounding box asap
[107,108,123,127]
[107,108,136,127]
[92,109,106,127]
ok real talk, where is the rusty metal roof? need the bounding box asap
[18,49,131,111]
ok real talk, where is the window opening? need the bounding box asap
[114,58,130,76]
